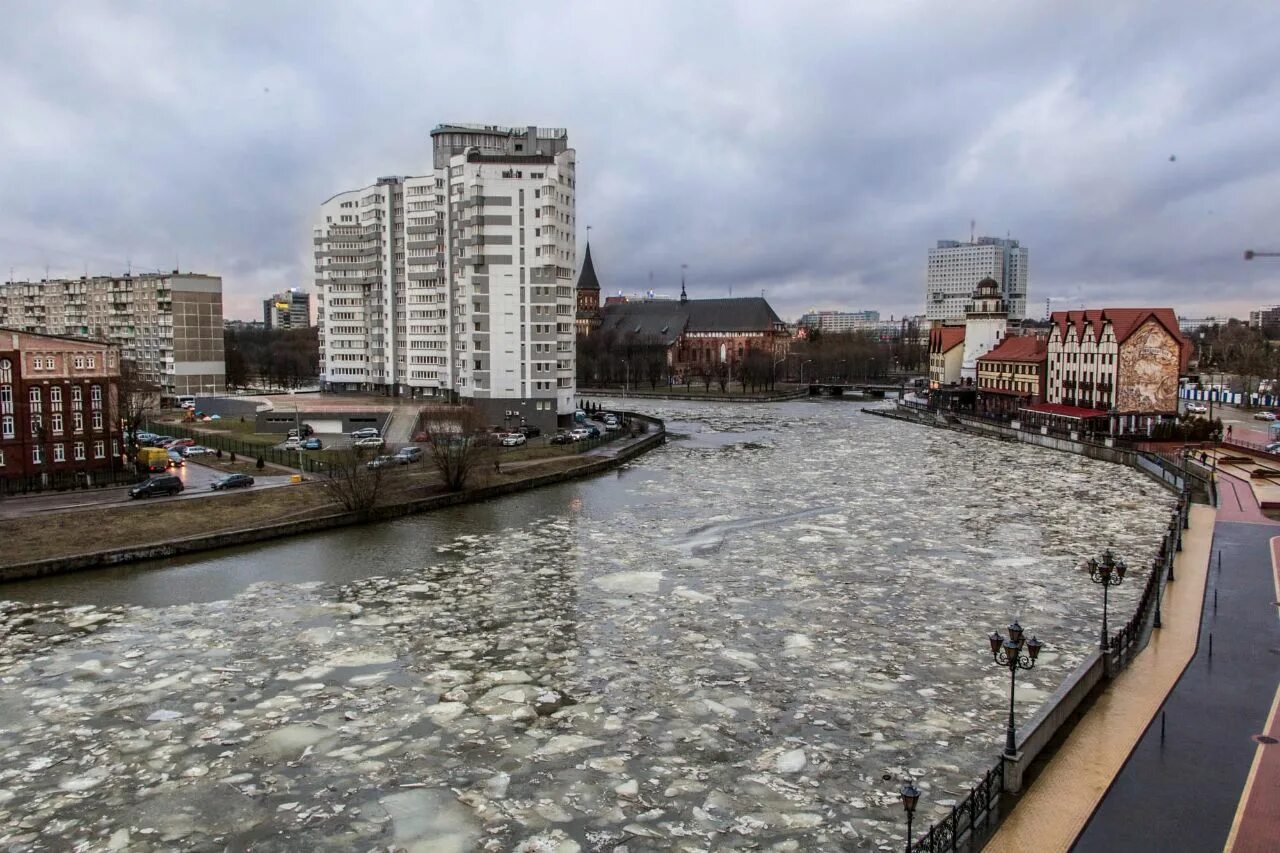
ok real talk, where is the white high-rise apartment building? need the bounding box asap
[926,237,1028,322]
[0,272,225,397]
[314,124,577,432]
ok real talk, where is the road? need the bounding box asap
[0,461,296,519]
[1181,400,1275,445]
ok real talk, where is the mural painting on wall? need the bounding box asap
[1117,319,1180,412]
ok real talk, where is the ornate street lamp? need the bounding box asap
[1086,549,1127,650]
[900,782,921,853]
[988,621,1043,758]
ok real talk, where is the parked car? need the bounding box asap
[500,433,527,447]
[568,427,591,441]
[212,473,254,490]
[302,437,323,450]
[288,425,316,438]
[166,450,185,468]
[550,431,573,445]
[1253,411,1277,421]
[354,436,385,449]
[604,421,620,432]
[351,427,381,440]
[366,455,400,470]
[584,425,601,438]
[154,437,179,448]
[284,436,301,450]
[1185,402,1208,414]
[185,445,215,456]
[516,424,541,438]
[170,438,195,448]
[129,474,184,499]
[1266,442,1280,454]
[394,446,423,462]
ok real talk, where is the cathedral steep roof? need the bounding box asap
[576,243,600,291]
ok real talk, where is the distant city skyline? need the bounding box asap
[1,3,1277,324]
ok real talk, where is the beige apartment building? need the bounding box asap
[0,272,225,399]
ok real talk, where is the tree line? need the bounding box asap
[224,326,319,390]
[1192,321,1280,398]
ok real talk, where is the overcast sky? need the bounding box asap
[2,1,1278,322]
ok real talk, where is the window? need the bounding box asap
[45,357,55,369]
[30,414,41,436]
[0,384,10,414]
[28,387,42,412]
[71,387,82,408]
[90,385,102,408]
[50,387,62,407]
[91,411,103,431]
[73,411,84,433]
[0,449,4,467]
[94,440,105,459]
[52,413,63,434]
[0,359,9,382]
[53,443,65,462]
[74,356,85,369]
[32,446,43,465]
[87,355,95,369]
[1,415,12,438]
[73,442,85,461]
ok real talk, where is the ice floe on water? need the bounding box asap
[0,400,1175,850]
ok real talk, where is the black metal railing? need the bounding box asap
[0,466,144,497]
[913,760,1005,852]
[1109,493,1187,665]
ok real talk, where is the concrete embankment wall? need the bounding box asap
[0,416,666,583]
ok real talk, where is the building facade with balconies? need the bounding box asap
[0,272,224,399]
[314,124,577,432]
[926,237,1028,322]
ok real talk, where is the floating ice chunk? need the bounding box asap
[673,587,714,602]
[615,779,639,798]
[426,702,468,722]
[775,749,807,773]
[146,709,183,722]
[59,767,109,791]
[536,735,605,756]
[379,789,481,853]
[592,571,663,594]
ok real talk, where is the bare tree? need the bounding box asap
[716,361,730,393]
[323,446,389,516]
[420,405,494,492]
[119,359,161,458]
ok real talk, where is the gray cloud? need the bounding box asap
[1,0,1278,322]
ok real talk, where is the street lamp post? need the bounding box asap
[800,359,813,385]
[621,359,630,395]
[1086,549,1127,651]
[988,621,1043,758]
[900,783,920,853]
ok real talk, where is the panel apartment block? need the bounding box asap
[314,123,577,432]
[0,273,225,399]
[926,237,1028,322]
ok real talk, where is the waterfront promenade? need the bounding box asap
[986,468,1280,852]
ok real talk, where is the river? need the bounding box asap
[0,399,1174,851]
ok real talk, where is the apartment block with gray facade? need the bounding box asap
[0,272,225,398]
[314,123,577,432]
[926,237,1028,322]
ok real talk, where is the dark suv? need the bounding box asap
[517,425,542,438]
[129,474,184,499]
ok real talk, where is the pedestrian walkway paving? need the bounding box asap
[983,503,1216,853]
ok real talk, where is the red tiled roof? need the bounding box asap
[930,325,966,353]
[977,335,1047,364]
[1048,307,1191,370]
[1020,402,1109,419]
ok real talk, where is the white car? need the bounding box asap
[1253,411,1277,422]
[354,436,385,449]
[284,436,301,449]
[499,433,526,447]
[185,445,215,456]
[1185,402,1207,414]
[568,427,591,441]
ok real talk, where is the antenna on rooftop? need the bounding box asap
[970,218,975,243]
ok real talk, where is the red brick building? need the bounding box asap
[575,242,601,336]
[0,330,124,490]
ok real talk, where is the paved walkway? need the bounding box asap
[985,466,1280,852]
[983,503,1215,853]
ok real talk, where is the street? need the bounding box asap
[0,461,297,519]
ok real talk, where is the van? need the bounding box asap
[137,447,171,473]
[176,395,196,410]
[129,474,184,499]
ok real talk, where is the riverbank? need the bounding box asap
[0,419,665,582]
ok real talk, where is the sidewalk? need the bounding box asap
[983,503,1215,853]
